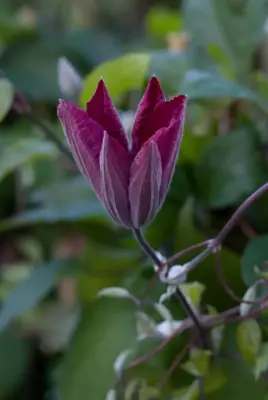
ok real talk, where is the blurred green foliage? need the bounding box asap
[0,0,268,399]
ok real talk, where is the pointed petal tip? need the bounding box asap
[148,75,162,88]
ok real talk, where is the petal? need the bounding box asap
[151,94,187,133]
[57,100,103,197]
[100,133,132,227]
[129,141,162,228]
[152,107,186,205]
[86,79,128,149]
[131,76,165,154]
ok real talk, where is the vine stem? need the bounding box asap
[181,183,268,276]
[132,228,209,349]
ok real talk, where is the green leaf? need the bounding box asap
[236,319,262,366]
[195,127,268,208]
[0,135,57,184]
[182,0,226,69]
[148,51,188,96]
[59,298,137,400]
[63,28,122,66]
[1,38,62,101]
[182,0,265,79]
[98,287,132,300]
[0,78,14,122]
[204,365,226,393]
[136,312,157,340]
[145,6,182,38]
[0,330,33,399]
[172,381,199,400]
[81,53,151,105]
[180,70,256,102]
[140,384,160,399]
[180,282,205,307]
[254,342,268,380]
[210,0,266,80]
[241,236,268,286]
[207,44,234,80]
[183,348,211,376]
[0,176,106,231]
[0,259,68,331]
[179,128,213,164]
[206,358,266,399]
[240,285,257,317]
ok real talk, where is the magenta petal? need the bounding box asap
[129,141,162,228]
[153,114,186,205]
[99,133,132,227]
[151,95,187,133]
[131,76,165,154]
[86,79,128,149]
[57,100,104,198]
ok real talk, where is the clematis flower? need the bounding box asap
[57,76,187,228]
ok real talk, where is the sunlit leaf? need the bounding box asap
[0,78,14,122]
[237,319,262,366]
[81,53,151,105]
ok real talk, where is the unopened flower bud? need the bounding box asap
[57,76,187,228]
[166,265,187,284]
[156,320,182,338]
[57,57,82,99]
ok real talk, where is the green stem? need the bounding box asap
[132,228,208,348]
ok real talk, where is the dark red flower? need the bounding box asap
[57,76,187,228]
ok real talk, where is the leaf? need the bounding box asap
[0,259,68,331]
[236,319,262,365]
[0,330,33,399]
[241,236,268,286]
[148,51,188,96]
[1,38,62,101]
[210,0,266,80]
[206,358,266,399]
[136,312,157,340]
[180,282,205,307]
[195,127,268,208]
[140,384,160,399]
[63,28,122,66]
[154,303,173,322]
[0,78,14,122]
[240,286,257,317]
[182,0,266,79]
[98,287,131,300]
[0,176,106,231]
[183,348,211,376]
[207,44,234,80]
[180,70,256,102]
[172,381,199,400]
[105,389,116,400]
[0,135,57,184]
[254,342,268,380]
[114,348,133,376]
[81,53,151,105]
[59,298,137,400]
[204,365,226,393]
[182,0,226,69]
[145,6,182,38]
